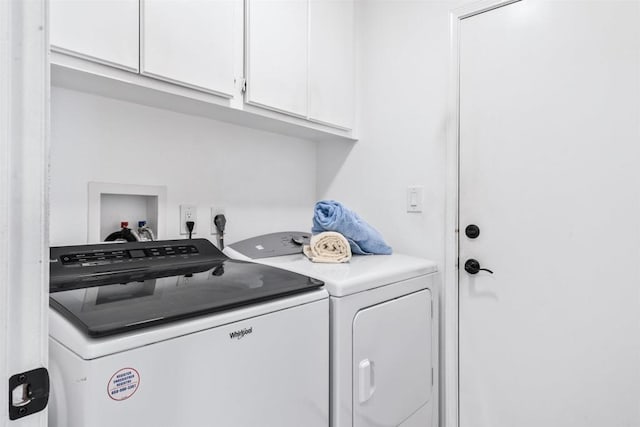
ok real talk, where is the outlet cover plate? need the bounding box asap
[180,204,197,234]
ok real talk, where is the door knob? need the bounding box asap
[464,259,494,275]
[465,224,480,239]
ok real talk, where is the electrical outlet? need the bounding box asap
[211,207,226,235]
[180,204,197,235]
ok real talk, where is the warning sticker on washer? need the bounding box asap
[107,368,140,401]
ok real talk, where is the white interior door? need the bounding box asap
[1,0,50,426]
[458,1,640,426]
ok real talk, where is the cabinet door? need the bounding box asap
[353,290,433,427]
[246,0,308,117]
[309,0,354,129]
[141,0,238,97]
[50,0,139,71]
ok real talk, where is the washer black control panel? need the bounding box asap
[50,239,225,292]
[59,244,200,266]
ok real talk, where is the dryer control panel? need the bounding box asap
[226,231,311,259]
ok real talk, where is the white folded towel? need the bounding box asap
[303,231,352,263]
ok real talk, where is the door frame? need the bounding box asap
[443,1,522,427]
[0,0,49,425]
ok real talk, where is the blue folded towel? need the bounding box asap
[311,200,392,255]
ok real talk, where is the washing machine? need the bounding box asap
[48,238,329,427]
[225,234,439,427]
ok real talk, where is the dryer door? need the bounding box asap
[352,289,433,427]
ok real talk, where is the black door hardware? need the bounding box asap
[464,259,494,275]
[465,224,480,239]
[8,367,49,420]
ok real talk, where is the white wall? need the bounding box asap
[51,0,470,263]
[318,0,466,265]
[50,86,317,246]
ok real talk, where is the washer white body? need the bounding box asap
[225,249,439,427]
[49,289,329,427]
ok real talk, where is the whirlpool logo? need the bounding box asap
[229,327,253,340]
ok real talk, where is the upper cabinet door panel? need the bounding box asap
[141,0,239,97]
[309,0,354,130]
[50,0,139,72]
[246,0,308,117]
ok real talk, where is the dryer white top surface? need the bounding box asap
[254,254,438,297]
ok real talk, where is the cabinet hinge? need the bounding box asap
[8,367,50,420]
[431,299,433,318]
[431,367,434,386]
[240,78,247,93]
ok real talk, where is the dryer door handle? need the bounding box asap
[358,359,376,403]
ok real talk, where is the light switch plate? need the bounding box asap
[407,186,424,213]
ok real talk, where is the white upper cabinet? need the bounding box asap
[141,0,239,97]
[50,0,356,139]
[246,0,354,129]
[50,0,139,72]
[309,0,354,130]
[245,0,309,117]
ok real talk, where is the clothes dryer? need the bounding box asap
[225,237,439,427]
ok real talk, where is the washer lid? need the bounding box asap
[254,254,438,297]
[50,259,324,337]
